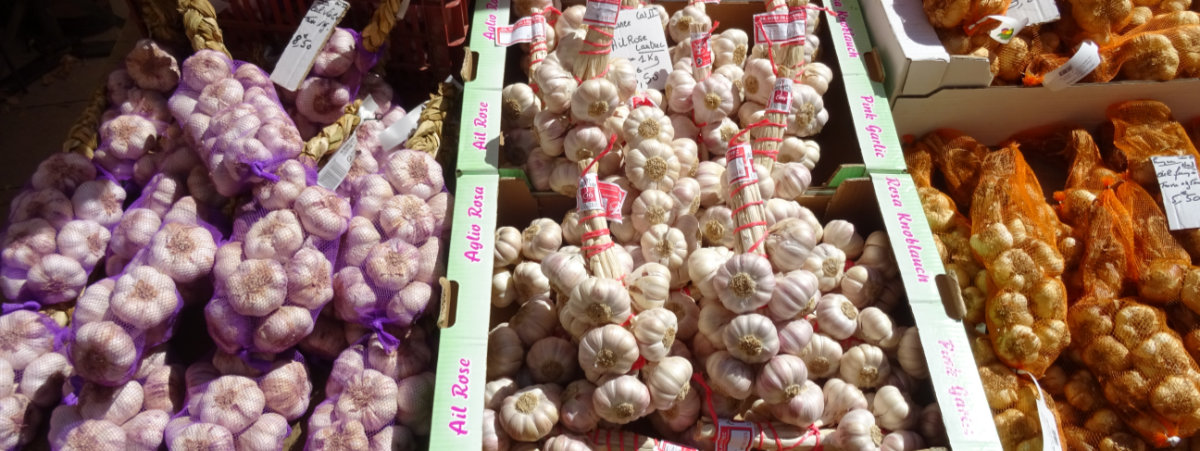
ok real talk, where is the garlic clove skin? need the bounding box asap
[198,375,265,434]
[121,409,169,451]
[79,380,144,425]
[295,185,352,240]
[56,220,110,270]
[236,412,289,451]
[253,306,315,354]
[243,210,305,261]
[260,360,312,421]
[58,419,128,450]
[285,247,334,310]
[225,259,288,317]
[19,351,71,407]
[71,179,127,228]
[168,421,236,450]
[26,253,88,305]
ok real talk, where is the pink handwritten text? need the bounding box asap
[940,340,975,436]
[447,358,472,436]
[472,102,489,151]
[463,186,486,263]
[886,177,930,283]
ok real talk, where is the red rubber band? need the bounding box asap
[691,372,720,427]
[731,200,763,218]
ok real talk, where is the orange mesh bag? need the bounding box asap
[1114,181,1196,304]
[920,129,990,209]
[1056,367,1152,450]
[970,146,1070,377]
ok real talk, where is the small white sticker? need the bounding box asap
[270,0,350,91]
[379,102,428,153]
[726,143,757,186]
[1042,41,1100,91]
[582,0,621,26]
[1152,155,1200,231]
[767,77,793,114]
[753,11,804,45]
[1019,371,1064,451]
[577,173,604,212]
[494,15,547,46]
[612,9,673,90]
[981,15,1028,43]
[317,129,359,190]
[714,419,754,451]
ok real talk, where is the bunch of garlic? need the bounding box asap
[94,39,185,184]
[164,358,300,450]
[308,333,432,450]
[0,310,72,450]
[330,147,450,334]
[2,152,126,307]
[48,346,185,451]
[280,28,379,137]
[168,49,304,197]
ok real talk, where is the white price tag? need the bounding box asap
[1006,0,1060,26]
[766,77,793,114]
[612,9,673,90]
[494,15,547,46]
[582,0,621,26]
[725,143,757,185]
[270,0,349,91]
[317,129,359,190]
[1019,371,1064,451]
[379,101,427,153]
[690,31,713,68]
[753,11,804,45]
[577,173,605,212]
[1152,155,1200,231]
[1043,41,1100,91]
[714,419,754,451]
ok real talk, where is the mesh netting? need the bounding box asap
[0,309,70,450]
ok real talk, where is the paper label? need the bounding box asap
[317,129,358,190]
[629,91,659,109]
[691,31,714,69]
[767,77,793,114]
[1020,371,1064,451]
[577,173,604,212]
[598,181,627,223]
[1006,0,1061,25]
[1043,41,1100,91]
[379,101,428,153]
[714,419,754,451]
[753,10,805,45]
[1152,155,1200,230]
[725,143,757,185]
[986,15,1028,43]
[582,0,621,26]
[270,0,349,91]
[613,9,673,90]
[494,15,547,46]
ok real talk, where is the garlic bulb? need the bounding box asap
[560,210,583,245]
[541,251,587,295]
[695,161,725,207]
[623,106,674,147]
[631,189,677,235]
[756,354,810,404]
[513,261,552,299]
[502,83,542,130]
[510,298,557,346]
[688,246,733,299]
[488,324,524,380]
[799,333,844,379]
[578,325,640,381]
[243,210,305,261]
[712,253,775,313]
[640,224,688,271]
[742,59,775,105]
[123,409,170,450]
[800,63,834,95]
[769,270,820,321]
[872,385,917,431]
[560,380,599,434]
[840,344,892,388]
[822,378,870,425]
[194,375,265,434]
[896,328,929,379]
[482,409,509,451]
[772,162,812,201]
[544,433,591,451]
[571,79,619,125]
[628,263,671,311]
[778,319,816,356]
[526,337,577,385]
[723,313,780,364]
[72,321,137,385]
[309,419,370,450]
[698,206,735,248]
[335,368,399,433]
[631,307,679,362]
[701,119,739,158]
[779,137,821,170]
[626,140,681,192]
[19,351,70,407]
[253,306,315,353]
[816,294,860,340]
[26,254,88,305]
[72,179,126,227]
[379,194,437,244]
[522,218,562,261]
[364,239,420,291]
[566,278,632,327]
[57,419,128,450]
[665,69,696,113]
[644,356,693,411]
[0,311,55,371]
[823,220,865,260]
[833,409,883,450]
[495,226,523,267]
[548,158,582,196]
[294,186,352,240]
[236,413,289,451]
[764,217,820,272]
[705,351,753,399]
[593,375,651,425]
[79,380,143,425]
[226,258,287,317]
[500,386,559,442]
[260,360,311,421]
[857,307,896,345]
[692,74,738,125]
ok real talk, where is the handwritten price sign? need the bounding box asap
[1153,155,1200,230]
[271,0,349,90]
[613,9,673,89]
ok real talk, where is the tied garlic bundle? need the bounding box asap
[168,49,304,197]
[68,191,219,387]
[0,310,72,450]
[95,40,185,184]
[307,333,432,450]
[166,351,312,450]
[281,28,383,138]
[331,148,450,339]
[206,161,347,359]
[48,347,185,451]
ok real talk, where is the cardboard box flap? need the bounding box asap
[456,88,503,174]
[467,0,510,90]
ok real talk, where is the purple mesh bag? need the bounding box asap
[331,148,450,351]
[169,50,304,198]
[206,161,348,362]
[0,309,72,450]
[284,28,382,138]
[164,351,310,450]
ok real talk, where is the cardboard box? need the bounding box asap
[466,0,512,92]
[891,79,1200,145]
[858,0,992,100]
[429,172,499,449]
[455,87,504,175]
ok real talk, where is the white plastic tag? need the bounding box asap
[725,143,757,185]
[714,419,754,451]
[766,77,793,114]
[577,173,604,212]
[753,11,804,45]
[379,101,428,153]
[613,9,673,89]
[582,0,621,26]
[317,129,358,190]
[270,0,349,91]
[495,15,547,46]
[1042,41,1100,91]
[690,31,713,68]
[1019,371,1064,451]
[1006,0,1060,26]
[1152,155,1200,231]
[985,15,1028,44]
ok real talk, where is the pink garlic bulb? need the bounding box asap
[296,78,353,124]
[312,28,357,78]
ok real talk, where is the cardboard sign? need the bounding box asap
[494,15,547,46]
[1152,155,1200,230]
[582,0,621,26]
[612,8,673,90]
[270,0,349,91]
[1043,41,1100,91]
[1006,0,1061,26]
